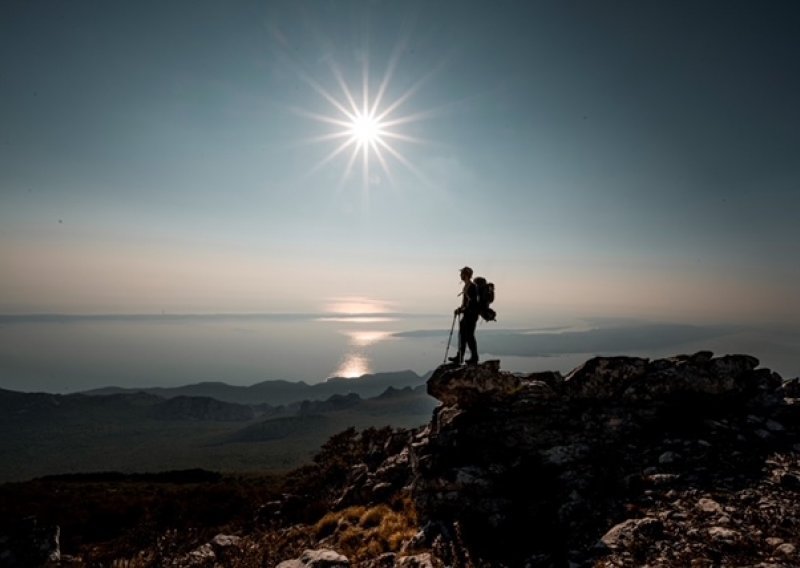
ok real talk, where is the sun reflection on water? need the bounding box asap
[317,316,395,323]
[347,330,393,347]
[325,297,391,315]
[334,354,370,379]
[329,330,395,379]
[321,297,399,380]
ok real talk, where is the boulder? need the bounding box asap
[600,517,663,550]
[427,360,521,407]
[783,377,800,398]
[177,533,242,566]
[564,356,648,399]
[276,548,350,568]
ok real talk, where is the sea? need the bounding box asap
[0,313,798,393]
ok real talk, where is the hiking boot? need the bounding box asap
[466,357,479,366]
[448,355,462,364]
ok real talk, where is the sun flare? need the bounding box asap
[350,111,384,148]
[294,52,434,195]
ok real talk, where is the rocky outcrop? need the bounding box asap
[244,352,797,567]
[410,353,797,566]
[426,360,522,407]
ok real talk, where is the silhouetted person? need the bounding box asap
[449,266,479,365]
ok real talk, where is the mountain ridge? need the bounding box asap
[0,379,437,482]
[79,369,426,406]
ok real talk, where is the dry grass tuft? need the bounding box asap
[306,496,419,561]
[359,505,388,529]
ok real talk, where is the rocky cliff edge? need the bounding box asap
[408,352,799,566]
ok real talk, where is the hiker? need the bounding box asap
[449,266,480,365]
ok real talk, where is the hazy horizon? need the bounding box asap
[1,310,797,394]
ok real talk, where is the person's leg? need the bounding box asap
[457,318,467,362]
[463,316,478,363]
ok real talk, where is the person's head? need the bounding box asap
[459,266,473,282]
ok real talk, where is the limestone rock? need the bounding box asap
[600,517,663,550]
[277,548,350,568]
[185,543,216,565]
[623,354,770,403]
[210,533,241,549]
[708,526,740,542]
[564,356,648,399]
[783,377,800,398]
[177,533,242,566]
[427,360,520,407]
[697,498,723,515]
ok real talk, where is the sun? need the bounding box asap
[350,110,384,148]
[293,54,433,194]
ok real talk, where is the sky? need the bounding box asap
[1,0,799,325]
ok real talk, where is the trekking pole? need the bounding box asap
[443,312,457,364]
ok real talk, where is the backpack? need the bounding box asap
[473,277,496,322]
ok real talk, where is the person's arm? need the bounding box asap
[454,285,468,314]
